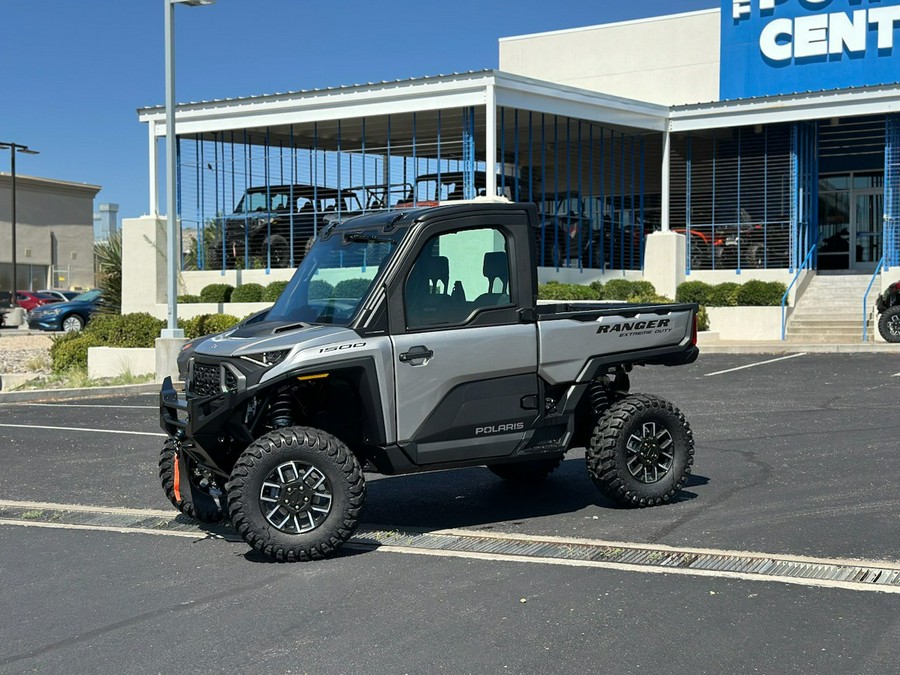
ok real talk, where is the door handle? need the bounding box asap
[399,346,434,363]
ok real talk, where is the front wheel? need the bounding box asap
[227,426,365,562]
[878,306,900,343]
[159,440,224,522]
[62,314,84,332]
[586,394,694,507]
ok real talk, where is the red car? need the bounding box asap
[16,291,60,313]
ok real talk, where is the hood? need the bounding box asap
[193,321,358,360]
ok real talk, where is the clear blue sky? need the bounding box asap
[0,0,718,222]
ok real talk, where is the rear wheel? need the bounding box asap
[487,455,564,483]
[878,306,900,343]
[228,426,365,562]
[159,440,224,522]
[586,394,693,507]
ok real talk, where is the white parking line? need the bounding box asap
[0,423,166,437]
[12,403,157,409]
[1,498,898,594]
[704,353,807,377]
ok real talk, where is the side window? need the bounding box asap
[405,227,511,330]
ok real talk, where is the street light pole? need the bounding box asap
[1,142,39,307]
[162,0,214,338]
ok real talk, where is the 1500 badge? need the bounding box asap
[319,342,367,353]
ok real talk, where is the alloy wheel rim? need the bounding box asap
[889,315,900,336]
[62,317,81,332]
[259,460,333,534]
[625,421,675,484]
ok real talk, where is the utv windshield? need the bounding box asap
[266,228,402,325]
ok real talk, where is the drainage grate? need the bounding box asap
[2,501,899,592]
[350,528,900,592]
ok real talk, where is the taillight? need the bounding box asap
[691,314,698,346]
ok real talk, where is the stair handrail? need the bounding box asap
[781,244,817,341]
[862,255,885,342]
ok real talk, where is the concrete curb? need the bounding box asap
[699,342,900,354]
[0,382,160,404]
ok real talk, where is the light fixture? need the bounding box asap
[0,142,39,305]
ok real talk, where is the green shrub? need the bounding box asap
[177,294,201,304]
[84,313,165,349]
[199,283,234,303]
[627,292,674,304]
[538,283,598,301]
[49,332,102,374]
[308,279,334,300]
[334,278,371,299]
[589,280,606,299]
[263,280,290,302]
[179,313,241,340]
[675,281,714,304]
[697,306,710,332]
[230,283,265,303]
[735,280,786,306]
[706,282,741,307]
[603,279,656,301]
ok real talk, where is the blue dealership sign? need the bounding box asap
[721,0,900,99]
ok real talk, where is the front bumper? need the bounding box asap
[28,314,62,331]
[159,376,248,476]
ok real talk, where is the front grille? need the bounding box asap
[191,362,221,397]
[224,368,238,392]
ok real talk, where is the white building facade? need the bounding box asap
[137,2,900,300]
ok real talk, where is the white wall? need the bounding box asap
[499,10,721,106]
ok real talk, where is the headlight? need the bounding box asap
[242,349,289,367]
[42,307,62,316]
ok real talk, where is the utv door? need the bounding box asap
[389,221,539,464]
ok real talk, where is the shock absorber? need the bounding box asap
[268,389,294,429]
[589,378,611,418]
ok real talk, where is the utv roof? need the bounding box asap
[244,184,344,198]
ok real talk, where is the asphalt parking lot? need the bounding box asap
[0,352,898,674]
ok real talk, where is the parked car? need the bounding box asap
[37,289,80,302]
[27,289,103,332]
[15,290,60,314]
[876,280,900,343]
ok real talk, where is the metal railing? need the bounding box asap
[862,255,885,342]
[780,243,816,341]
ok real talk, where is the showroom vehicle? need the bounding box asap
[876,280,900,342]
[160,202,700,562]
[27,289,103,332]
[206,184,367,270]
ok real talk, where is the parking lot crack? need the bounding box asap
[651,443,773,542]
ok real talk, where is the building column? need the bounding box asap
[661,127,671,233]
[149,122,159,217]
[485,85,497,200]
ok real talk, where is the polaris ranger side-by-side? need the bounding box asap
[160,202,700,562]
